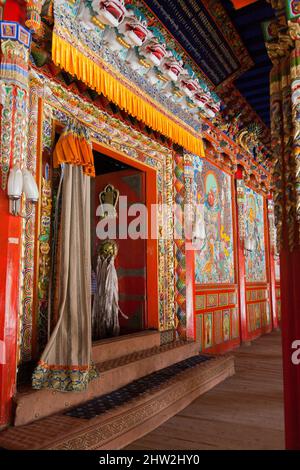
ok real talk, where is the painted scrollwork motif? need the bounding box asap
[236,180,246,242]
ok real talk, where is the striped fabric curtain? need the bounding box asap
[32,123,98,392]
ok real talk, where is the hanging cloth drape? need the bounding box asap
[32,124,98,392]
[53,122,95,177]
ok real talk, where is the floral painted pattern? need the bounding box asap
[32,361,99,392]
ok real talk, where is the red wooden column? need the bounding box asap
[0,192,22,427]
[234,170,247,343]
[0,13,31,426]
[281,245,300,449]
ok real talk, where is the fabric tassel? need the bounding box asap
[92,255,121,339]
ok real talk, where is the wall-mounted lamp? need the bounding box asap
[244,237,255,252]
[7,164,39,216]
[192,203,206,249]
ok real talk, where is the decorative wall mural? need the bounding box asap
[244,187,266,282]
[193,157,234,284]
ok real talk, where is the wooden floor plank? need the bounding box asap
[126,331,284,450]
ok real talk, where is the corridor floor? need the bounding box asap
[126,331,284,450]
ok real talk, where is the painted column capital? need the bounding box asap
[0,21,32,87]
[0,20,31,46]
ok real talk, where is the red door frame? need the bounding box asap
[92,141,159,330]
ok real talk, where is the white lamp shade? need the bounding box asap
[7,165,23,200]
[245,238,255,252]
[22,169,39,202]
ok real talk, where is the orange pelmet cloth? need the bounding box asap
[53,130,95,177]
[52,33,205,158]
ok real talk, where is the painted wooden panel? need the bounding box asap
[193,157,239,353]
[193,157,235,285]
[244,187,266,283]
[195,285,240,353]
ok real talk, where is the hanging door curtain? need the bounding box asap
[32,122,98,392]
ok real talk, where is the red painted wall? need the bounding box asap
[3,0,26,24]
[0,188,22,426]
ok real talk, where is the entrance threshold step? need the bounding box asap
[14,340,199,426]
[92,330,161,364]
[0,354,235,450]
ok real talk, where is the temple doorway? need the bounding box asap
[91,150,147,339]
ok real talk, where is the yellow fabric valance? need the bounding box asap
[52,33,204,158]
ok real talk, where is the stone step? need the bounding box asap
[92,330,161,364]
[0,355,235,450]
[14,340,199,427]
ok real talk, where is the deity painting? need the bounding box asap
[244,187,266,282]
[194,157,235,285]
[204,313,213,349]
[223,310,230,342]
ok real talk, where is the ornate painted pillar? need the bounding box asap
[183,152,195,341]
[265,0,300,449]
[0,21,31,426]
[234,172,248,344]
[267,198,279,330]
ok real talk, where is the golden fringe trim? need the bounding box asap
[52,33,204,157]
